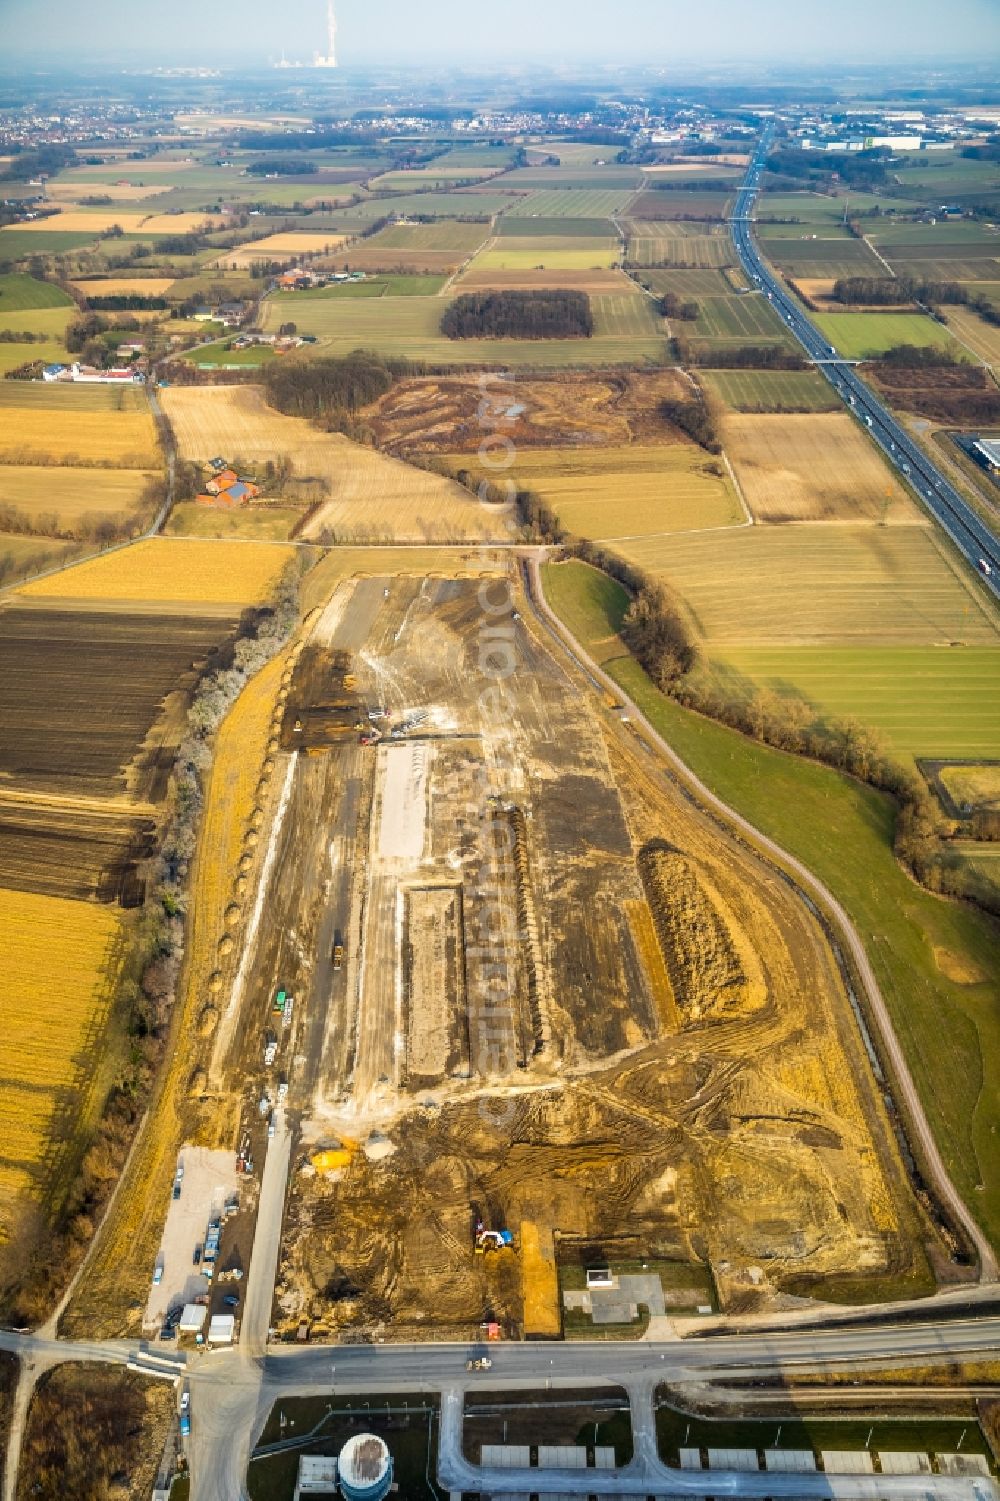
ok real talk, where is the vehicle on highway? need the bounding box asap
[152,1262,163,1285]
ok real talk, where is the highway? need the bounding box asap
[731,131,1000,598]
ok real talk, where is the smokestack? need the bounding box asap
[315,0,338,66]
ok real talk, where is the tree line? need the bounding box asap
[264,350,416,423]
[674,336,807,369]
[441,290,593,341]
[832,276,969,306]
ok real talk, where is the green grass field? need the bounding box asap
[0,229,104,258]
[363,219,490,252]
[688,293,794,344]
[813,311,966,360]
[0,341,66,374]
[188,339,276,368]
[497,216,619,238]
[452,443,743,540]
[709,645,1000,760]
[0,273,75,312]
[472,237,621,270]
[758,191,923,222]
[614,524,998,646]
[0,307,75,339]
[699,368,841,412]
[258,290,667,366]
[638,268,733,297]
[165,501,304,541]
[541,557,1000,1256]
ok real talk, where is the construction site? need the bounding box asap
[202,571,928,1344]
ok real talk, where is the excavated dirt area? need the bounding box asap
[226,574,926,1342]
[364,370,693,458]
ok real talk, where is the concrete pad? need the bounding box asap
[764,1450,817,1473]
[822,1451,875,1474]
[537,1446,587,1469]
[708,1448,759,1470]
[938,1455,991,1478]
[143,1145,239,1331]
[679,1447,703,1470]
[378,742,429,862]
[879,1452,932,1475]
[591,1300,637,1324]
[618,1272,666,1316]
[594,1447,617,1469]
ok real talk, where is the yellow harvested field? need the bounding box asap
[0,888,121,1237]
[162,385,511,543]
[455,267,635,294]
[72,278,176,297]
[452,443,744,540]
[723,412,915,523]
[215,232,349,267]
[0,403,159,468]
[0,466,154,531]
[18,536,294,608]
[137,212,230,233]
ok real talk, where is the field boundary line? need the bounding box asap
[525,550,998,1284]
[721,448,753,525]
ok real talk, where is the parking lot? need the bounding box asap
[143,1146,240,1332]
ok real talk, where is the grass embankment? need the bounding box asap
[541,559,1000,1255]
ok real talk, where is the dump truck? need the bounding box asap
[333,935,345,970]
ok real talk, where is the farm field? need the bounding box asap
[471,238,621,270]
[497,187,636,217]
[0,888,122,1244]
[0,603,236,797]
[319,246,481,275]
[759,238,888,280]
[542,559,1000,1249]
[0,272,75,311]
[214,231,348,268]
[459,443,744,539]
[17,536,295,609]
[274,274,446,298]
[686,292,795,347]
[0,307,74,341]
[165,501,305,541]
[363,220,491,252]
[709,645,1000,761]
[0,466,155,533]
[257,289,667,365]
[627,189,733,221]
[940,305,1000,368]
[455,267,632,294]
[721,412,914,523]
[615,524,998,646]
[700,368,840,412]
[161,384,507,543]
[0,230,106,257]
[0,341,67,375]
[71,277,177,298]
[0,531,76,580]
[497,215,619,238]
[812,312,966,360]
[628,232,733,269]
[0,385,159,466]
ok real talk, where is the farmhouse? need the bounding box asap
[197,460,260,508]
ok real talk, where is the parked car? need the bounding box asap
[223,1294,240,1307]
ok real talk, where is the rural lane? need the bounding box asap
[523,552,998,1282]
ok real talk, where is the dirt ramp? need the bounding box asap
[639,842,766,1023]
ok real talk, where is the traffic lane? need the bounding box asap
[250,1316,1000,1390]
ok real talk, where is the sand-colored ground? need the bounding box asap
[161,385,512,543]
[71,278,176,297]
[723,412,917,524]
[215,232,349,268]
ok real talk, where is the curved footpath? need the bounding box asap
[524,553,998,1283]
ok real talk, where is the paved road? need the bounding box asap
[731,130,999,597]
[524,553,998,1282]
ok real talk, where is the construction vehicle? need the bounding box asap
[333,934,345,970]
[465,1357,492,1371]
[475,1221,514,1254]
[272,988,287,1016]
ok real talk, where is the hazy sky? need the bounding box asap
[4,0,1000,66]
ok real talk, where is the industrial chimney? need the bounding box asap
[315,0,338,66]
